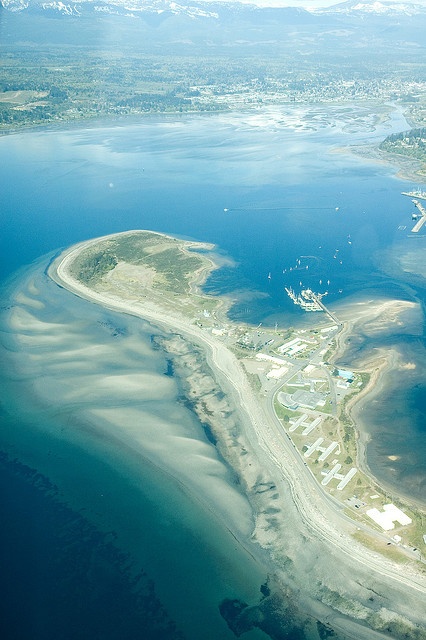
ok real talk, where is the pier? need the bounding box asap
[411,199,426,233]
[310,292,341,325]
[401,191,426,232]
[285,287,324,312]
[402,190,426,201]
[285,286,340,324]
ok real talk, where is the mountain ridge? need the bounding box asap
[2,0,425,20]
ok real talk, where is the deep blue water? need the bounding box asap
[0,109,425,637]
[0,112,413,300]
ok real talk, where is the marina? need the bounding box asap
[411,200,426,233]
[402,191,426,232]
[285,286,340,324]
[401,190,426,201]
[285,286,326,312]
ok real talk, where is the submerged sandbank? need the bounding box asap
[331,292,426,506]
[0,262,274,640]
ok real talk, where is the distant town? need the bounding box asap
[1,1,426,173]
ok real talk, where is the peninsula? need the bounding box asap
[49,230,426,640]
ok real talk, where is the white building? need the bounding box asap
[366,504,412,531]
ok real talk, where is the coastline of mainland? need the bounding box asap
[47,229,426,640]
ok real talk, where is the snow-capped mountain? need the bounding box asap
[1,0,425,53]
[0,0,245,17]
[1,0,425,21]
[314,0,426,16]
[0,0,320,29]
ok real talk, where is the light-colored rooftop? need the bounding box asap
[366,504,412,531]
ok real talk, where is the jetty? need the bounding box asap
[411,199,426,233]
[401,191,426,233]
[285,287,324,312]
[285,287,340,324]
[309,291,340,324]
[402,190,426,201]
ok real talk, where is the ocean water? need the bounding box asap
[0,106,425,636]
[0,262,271,640]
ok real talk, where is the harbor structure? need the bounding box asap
[285,287,340,324]
[402,190,426,201]
[411,199,426,233]
[401,191,426,232]
[285,286,325,312]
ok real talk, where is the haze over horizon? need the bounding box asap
[182,0,426,8]
[2,0,426,8]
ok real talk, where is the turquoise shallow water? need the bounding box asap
[0,108,425,636]
[0,261,271,640]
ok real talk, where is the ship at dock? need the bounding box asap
[285,286,327,312]
[402,191,426,232]
[401,190,426,201]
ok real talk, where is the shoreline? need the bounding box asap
[347,352,426,512]
[2,103,424,185]
[331,293,426,510]
[46,231,426,638]
[332,143,426,183]
[338,344,394,490]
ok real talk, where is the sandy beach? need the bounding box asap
[331,293,426,511]
[47,232,426,639]
[332,143,426,184]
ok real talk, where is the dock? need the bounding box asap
[285,287,340,324]
[411,199,426,233]
[310,292,340,324]
[402,190,426,201]
[401,191,426,232]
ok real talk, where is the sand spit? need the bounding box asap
[48,232,426,640]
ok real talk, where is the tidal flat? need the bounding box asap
[332,290,426,506]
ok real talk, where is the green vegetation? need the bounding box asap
[353,531,410,565]
[337,373,370,459]
[143,248,202,294]
[380,127,426,168]
[70,247,118,284]
[1,23,426,133]
[359,372,371,388]
[0,49,212,128]
[274,402,297,423]
[70,231,213,299]
[246,372,262,393]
